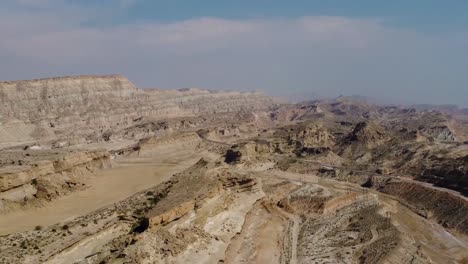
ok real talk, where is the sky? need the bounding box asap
[1,0,467,106]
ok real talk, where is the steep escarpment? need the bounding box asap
[0,148,111,210]
[0,75,275,146]
[0,157,263,264]
[0,75,138,144]
[378,180,468,233]
[1,76,468,263]
[411,154,468,196]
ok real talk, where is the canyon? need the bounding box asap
[0,75,467,264]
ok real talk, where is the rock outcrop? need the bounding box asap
[288,124,334,148]
[421,125,457,141]
[0,150,111,205]
[0,75,275,146]
[378,180,468,234]
[344,121,388,148]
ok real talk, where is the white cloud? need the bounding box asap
[0,2,467,106]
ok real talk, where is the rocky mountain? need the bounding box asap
[0,75,275,147]
[0,75,467,264]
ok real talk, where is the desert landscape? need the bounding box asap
[0,75,466,263]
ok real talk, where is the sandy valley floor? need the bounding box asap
[0,149,201,235]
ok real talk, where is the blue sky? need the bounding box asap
[73,0,468,32]
[1,0,468,106]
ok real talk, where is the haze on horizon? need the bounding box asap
[1,0,467,107]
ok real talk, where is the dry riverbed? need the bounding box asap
[0,149,201,235]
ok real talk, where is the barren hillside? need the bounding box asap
[0,75,467,264]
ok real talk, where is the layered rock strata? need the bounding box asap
[0,75,275,146]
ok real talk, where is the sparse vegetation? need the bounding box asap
[0,75,467,263]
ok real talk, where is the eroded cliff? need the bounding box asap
[0,75,274,146]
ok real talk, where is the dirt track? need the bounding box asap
[290,171,468,263]
[275,205,300,264]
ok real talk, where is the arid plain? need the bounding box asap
[0,75,467,263]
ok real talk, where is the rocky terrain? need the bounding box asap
[0,75,273,148]
[0,75,467,264]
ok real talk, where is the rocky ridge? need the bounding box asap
[0,75,275,147]
[0,75,467,264]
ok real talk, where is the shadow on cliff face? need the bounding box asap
[224,149,242,164]
[133,218,150,234]
[417,156,468,196]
